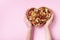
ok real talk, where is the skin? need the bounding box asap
[24,13,54,40]
[44,13,53,40]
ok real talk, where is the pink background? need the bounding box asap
[0,0,60,40]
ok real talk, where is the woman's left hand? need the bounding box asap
[44,13,54,28]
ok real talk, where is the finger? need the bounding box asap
[49,13,54,21]
[24,14,29,24]
[46,13,53,21]
[47,13,54,23]
[24,14,32,27]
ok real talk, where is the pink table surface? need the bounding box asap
[0,0,60,40]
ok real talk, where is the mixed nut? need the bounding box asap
[26,7,52,27]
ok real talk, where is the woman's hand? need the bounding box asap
[44,13,54,40]
[24,15,33,29]
[44,13,54,28]
[24,14,34,40]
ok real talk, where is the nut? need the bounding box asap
[26,7,52,27]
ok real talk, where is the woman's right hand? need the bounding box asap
[24,14,33,29]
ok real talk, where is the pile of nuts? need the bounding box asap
[26,7,52,27]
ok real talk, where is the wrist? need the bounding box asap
[28,27,33,30]
[44,25,49,30]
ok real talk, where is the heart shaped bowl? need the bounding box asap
[26,7,52,27]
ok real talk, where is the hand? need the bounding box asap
[44,13,54,40]
[44,13,54,28]
[24,14,34,40]
[24,14,33,29]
